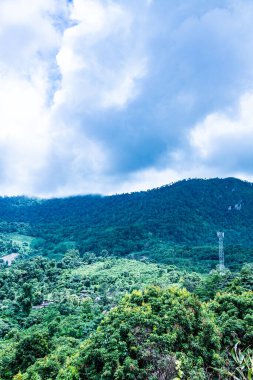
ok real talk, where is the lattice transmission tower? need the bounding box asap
[217,232,225,271]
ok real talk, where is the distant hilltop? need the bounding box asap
[0,177,253,245]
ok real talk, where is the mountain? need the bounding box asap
[0,177,253,271]
[0,179,252,379]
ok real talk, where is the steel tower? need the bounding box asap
[217,232,225,270]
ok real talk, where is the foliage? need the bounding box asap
[214,344,253,379]
[209,291,253,349]
[68,286,221,379]
[0,178,253,270]
[230,344,253,380]
[0,253,251,379]
[0,255,202,378]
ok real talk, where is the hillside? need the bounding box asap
[0,252,252,379]
[0,179,252,379]
[0,177,253,271]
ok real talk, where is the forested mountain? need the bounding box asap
[0,178,252,379]
[0,177,253,271]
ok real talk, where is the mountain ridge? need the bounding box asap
[0,177,253,271]
[0,176,251,201]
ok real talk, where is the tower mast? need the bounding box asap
[217,232,225,270]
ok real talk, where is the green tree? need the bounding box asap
[70,287,222,379]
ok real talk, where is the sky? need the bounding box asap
[1,0,253,197]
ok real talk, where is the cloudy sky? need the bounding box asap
[1,0,253,197]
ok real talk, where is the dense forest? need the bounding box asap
[0,178,253,271]
[0,252,252,379]
[0,178,252,378]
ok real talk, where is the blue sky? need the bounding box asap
[1,0,253,196]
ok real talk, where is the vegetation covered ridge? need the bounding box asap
[0,177,253,270]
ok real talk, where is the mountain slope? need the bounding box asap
[0,177,253,270]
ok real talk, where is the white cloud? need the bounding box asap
[54,0,147,110]
[0,0,148,196]
[101,61,146,108]
[0,0,68,195]
[0,72,50,194]
[0,0,66,74]
[190,92,253,171]
[116,91,253,194]
[0,0,114,196]
[1,0,253,197]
